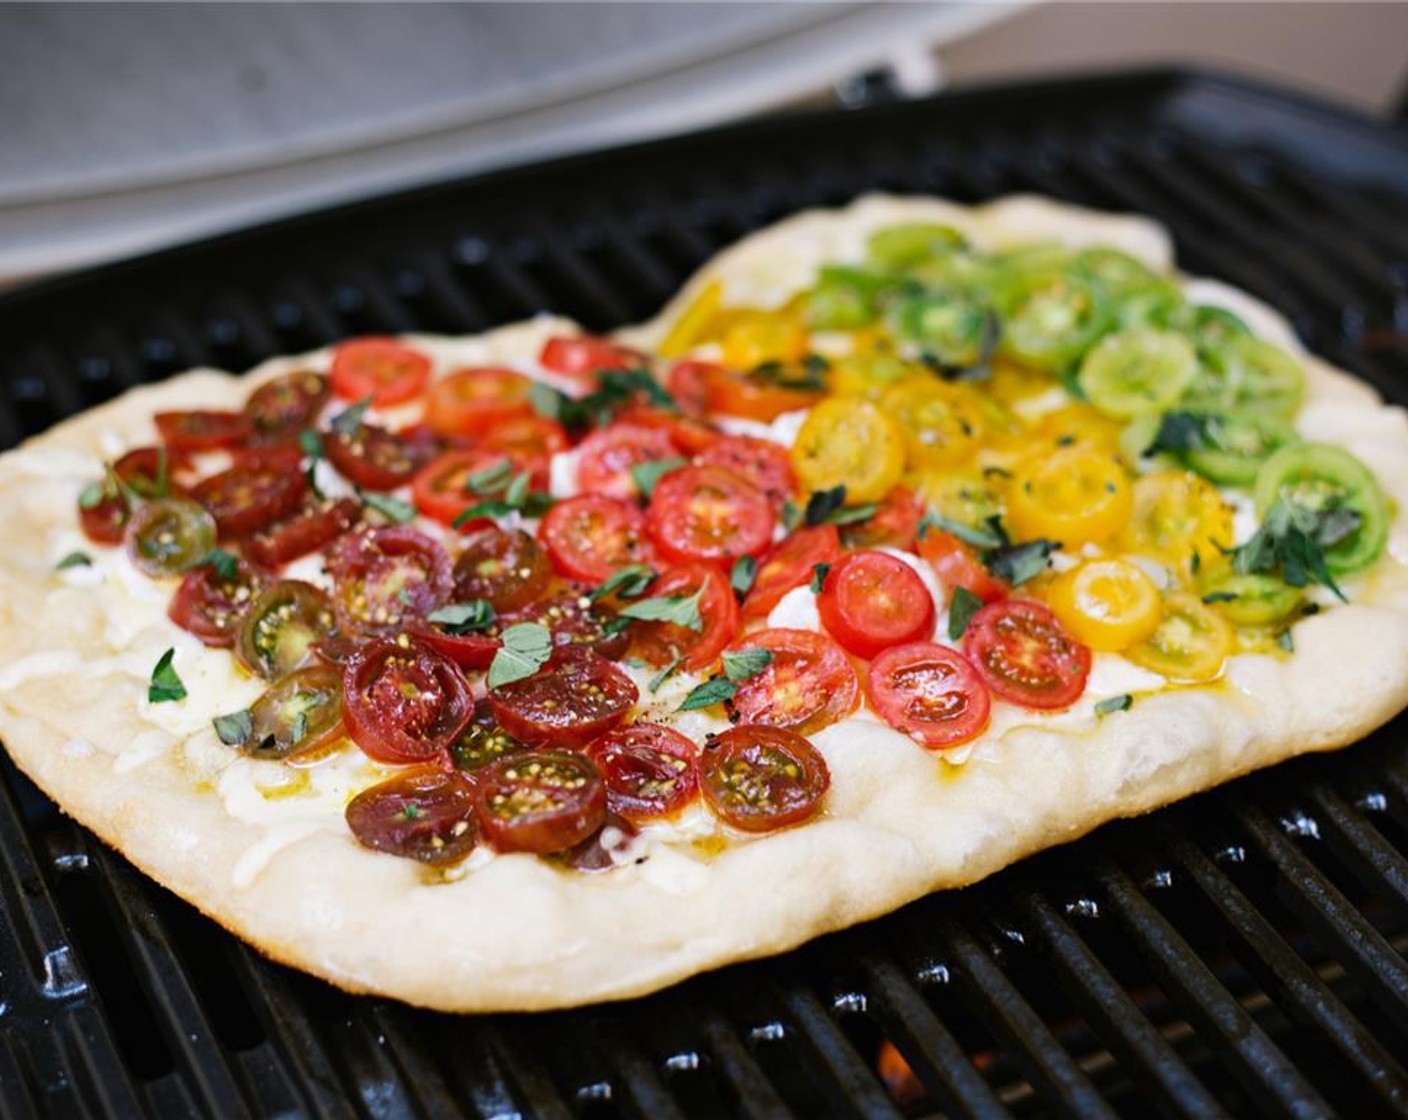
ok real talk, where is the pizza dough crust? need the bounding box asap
[2,196,1407,1012]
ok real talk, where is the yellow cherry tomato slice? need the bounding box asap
[1033,404,1124,456]
[881,379,987,470]
[720,311,808,370]
[1121,470,1233,574]
[1126,593,1234,682]
[914,469,1005,528]
[659,280,724,358]
[1046,558,1163,652]
[1006,447,1133,547]
[792,398,905,503]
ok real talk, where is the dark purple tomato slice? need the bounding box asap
[327,526,453,635]
[346,769,479,865]
[699,725,829,833]
[585,722,699,822]
[168,558,267,647]
[342,637,473,765]
[487,646,637,749]
[473,750,607,854]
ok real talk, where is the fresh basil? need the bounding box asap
[982,538,1058,586]
[201,548,240,581]
[946,586,984,640]
[330,396,373,436]
[55,551,92,571]
[1229,498,1357,601]
[487,622,554,688]
[647,655,683,693]
[629,456,688,497]
[678,677,737,712]
[148,649,187,704]
[730,555,757,597]
[591,564,658,602]
[722,647,773,682]
[212,709,252,746]
[618,585,706,631]
[918,511,1006,550]
[804,485,878,527]
[1094,694,1132,716]
[427,600,495,634]
[809,562,831,594]
[359,490,417,524]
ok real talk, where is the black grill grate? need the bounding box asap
[2,70,1408,1118]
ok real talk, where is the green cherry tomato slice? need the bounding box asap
[998,268,1112,372]
[805,267,884,330]
[866,223,967,272]
[1181,304,1251,354]
[1077,329,1198,418]
[886,292,995,368]
[1201,573,1303,627]
[1183,410,1301,487]
[236,580,336,679]
[124,497,218,578]
[1186,335,1305,418]
[1073,248,1161,293]
[1253,443,1389,576]
[239,665,345,760]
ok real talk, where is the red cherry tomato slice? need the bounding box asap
[154,410,252,451]
[696,435,796,512]
[328,526,453,635]
[488,646,637,748]
[628,563,739,673]
[191,456,308,539]
[79,448,194,541]
[866,642,991,748]
[499,590,630,661]
[539,495,654,582]
[415,625,499,671]
[343,637,474,764]
[346,769,479,864]
[963,599,1091,710]
[539,334,643,382]
[702,365,821,422]
[585,722,699,822]
[452,525,551,612]
[480,414,569,476]
[426,366,533,439]
[576,423,681,501]
[647,465,775,567]
[917,530,1008,604]
[666,359,714,418]
[330,337,431,406]
[244,497,360,568]
[725,628,858,734]
[844,486,922,552]
[742,525,841,620]
[410,449,515,527]
[817,550,936,659]
[324,423,431,492]
[614,405,720,455]
[79,491,129,545]
[167,558,267,647]
[699,725,830,833]
[245,370,331,446]
[473,750,608,854]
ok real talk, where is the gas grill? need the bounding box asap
[2,69,1407,1118]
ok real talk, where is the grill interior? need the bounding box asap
[2,69,1408,1118]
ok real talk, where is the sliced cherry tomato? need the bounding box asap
[742,525,841,620]
[78,487,130,545]
[585,723,699,823]
[125,497,218,578]
[843,485,922,552]
[699,725,829,833]
[488,646,637,748]
[576,423,681,501]
[343,637,473,764]
[617,405,720,456]
[880,380,986,470]
[647,465,774,566]
[244,497,360,568]
[154,410,251,451]
[452,525,551,612]
[1006,447,1132,548]
[414,624,499,671]
[237,665,345,760]
[719,312,808,373]
[245,370,330,445]
[410,448,515,527]
[327,526,453,635]
[1126,593,1233,683]
[426,366,533,439]
[696,434,796,512]
[792,397,905,504]
[557,811,641,872]
[449,699,527,772]
[866,642,991,748]
[1121,469,1233,575]
[117,446,191,497]
[701,364,821,422]
[540,334,643,382]
[539,495,654,582]
[330,337,431,406]
[917,529,1008,604]
[168,558,267,646]
[473,750,608,853]
[666,359,714,417]
[1045,558,1162,652]
[323,422,431,492]
[500,590,630,660]
[725,628,858,734]
[346,769,479,865]
[480,414,569,473]
[628,563,739,672]
[191,456,308,538]
[963,599,1091,710]
[236,580,336,679]
[817,550,935,659]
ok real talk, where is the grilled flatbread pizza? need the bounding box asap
[2,195,1406,1012]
